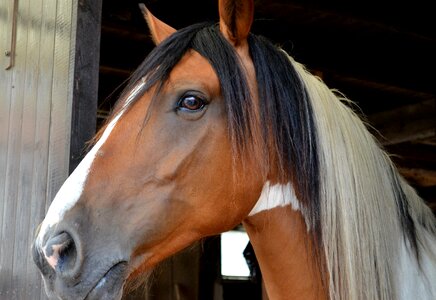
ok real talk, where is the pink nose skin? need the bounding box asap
[43,244,63,269]
[42,232,72,270]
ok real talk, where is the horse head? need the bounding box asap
[33,1,270,299]
[32,1,436,299]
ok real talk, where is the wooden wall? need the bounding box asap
[125,244,202,300]
[0,0,78,298]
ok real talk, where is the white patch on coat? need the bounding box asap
[249,182,300,216]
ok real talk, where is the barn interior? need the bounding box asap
[1,0,434,299]
[95,0,435,299]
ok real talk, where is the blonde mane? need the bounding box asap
[289,54,436,299]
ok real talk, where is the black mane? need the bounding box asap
[116,24,320,227]
[112,20,322,261]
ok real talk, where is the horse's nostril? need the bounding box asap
[44,232,77,273]
[32,242,50,276]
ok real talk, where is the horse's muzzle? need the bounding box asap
[32,222,129,300]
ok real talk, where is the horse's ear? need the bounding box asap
[139,4,176,45]
[218,0,254,46]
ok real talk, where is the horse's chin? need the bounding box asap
[85,262,127,300]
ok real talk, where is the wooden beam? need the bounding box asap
[70,0,102,173]
[387,143,436,169]
[368,100,435,145]
[100,65,131,77]
[399,168,436,188]
[323,70,435,102]
[256,2,434,43]
[414,186,436,211]
[101,22,150,41]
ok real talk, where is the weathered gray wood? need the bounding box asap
[26,0,59,297]
[0,1,14,297]
[1,0,29,296]
[0,0,78,299]
[12,0,42,298]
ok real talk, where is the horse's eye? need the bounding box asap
[178,95,206,112]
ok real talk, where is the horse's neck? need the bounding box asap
[243,205,327,300]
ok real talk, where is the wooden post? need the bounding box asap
[69,0,103,173]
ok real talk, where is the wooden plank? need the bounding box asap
[45,0,77,209]
[324,70,435,102]
[25,0,59,298]
[0,0,29,295]
[40,1,78,298]
[172,243,201,300]
[368,100,435,145]
[101,23,149,42]
[148,247,200,300]
[0,0,77,299]
[0,4,14,295]
[124,246,201,300]
[415,186,436,211]
[148,258,174,300]
[256,2,433,44]
[100,65,131,77]
[387,143,436,170]
[11,0,44,298]
[399,168,436,188]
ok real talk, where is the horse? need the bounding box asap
[32,0,436,299]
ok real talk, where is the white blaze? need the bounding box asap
[36,81,145,248]
[249,181,300,216]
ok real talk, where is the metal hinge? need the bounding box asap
[5,0,19,70]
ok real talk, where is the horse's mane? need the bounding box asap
[289,57,436,299]
[99,23,436,299]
